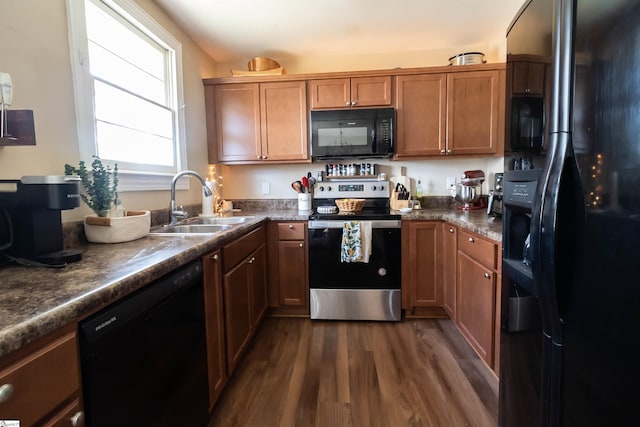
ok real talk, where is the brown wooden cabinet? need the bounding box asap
[395,74,447,157]
[446,70,503,156]
[221,226,267,374]
[207,81,308,164]
[395,68,504,158]
[455,229,499,369]
[267,221,309,316]
[309,76,392,109]
[511,61,545,96]
[443,224,457,319]
[0,324,82,427]
[401,221,446,317]
[202,249,227,410]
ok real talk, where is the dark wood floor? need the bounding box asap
[208,317,498,427]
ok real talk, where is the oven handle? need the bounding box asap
[308,220,401,229]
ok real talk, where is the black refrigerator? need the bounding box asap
[500,0,640,426]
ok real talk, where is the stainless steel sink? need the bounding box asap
[148,216,254,236]
[182,216,253,225]
[149,223,232,236]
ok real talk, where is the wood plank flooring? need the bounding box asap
[208,318,498,427]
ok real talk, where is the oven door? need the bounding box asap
[308,219,401,320]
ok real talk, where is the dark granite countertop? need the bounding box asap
[0,208,500,358]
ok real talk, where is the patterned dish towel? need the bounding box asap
[340,221,372,263]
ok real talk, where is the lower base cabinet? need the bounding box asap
[222,226,267,374]
[202,249,227,410]
[0,324,82,427]
[266,221,309,316]
[455,228,500,372]
[402,221,446,317]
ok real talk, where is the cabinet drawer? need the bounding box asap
[223,225,266,272]
[277,222,305,240]
[0,332,79,427]
[458,229,497,269]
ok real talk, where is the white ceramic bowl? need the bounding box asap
[399,207,413,214]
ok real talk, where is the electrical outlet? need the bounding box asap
[261,182,270,195]
[446,176,456,191]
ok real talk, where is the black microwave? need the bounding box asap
[310,108,394,160]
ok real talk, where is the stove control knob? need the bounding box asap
[371,185,377,191]
[319,186,325,192]
[379,185,385,191]
[326,186,332,192]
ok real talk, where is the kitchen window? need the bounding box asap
[67,0,187,190]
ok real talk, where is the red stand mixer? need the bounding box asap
[454,170,486,210]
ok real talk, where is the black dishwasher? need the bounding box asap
[79,260,208,427]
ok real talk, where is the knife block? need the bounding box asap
[390,193,410,210]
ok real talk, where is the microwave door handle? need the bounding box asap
[370,128,376,152]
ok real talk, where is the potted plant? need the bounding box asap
[64,156,118,217]
[64,156,150,243]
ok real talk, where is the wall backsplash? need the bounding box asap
[219,157,504,200]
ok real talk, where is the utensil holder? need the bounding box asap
[298,193,311,211]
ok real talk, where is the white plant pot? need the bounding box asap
[84,210,151,243]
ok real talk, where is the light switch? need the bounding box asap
[261,182,270,195]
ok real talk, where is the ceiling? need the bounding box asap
[153,0,527,64]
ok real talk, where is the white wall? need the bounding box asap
[0,0,217,222]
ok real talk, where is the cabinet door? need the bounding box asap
[401,221,443,311]
[456,251,496,366]
[309,78,351,109]
[223,260,252,373]
[277,240,307,306]
[202,250,227,409]
[350,76,392,107]
[395,74,446,157]
[512,61,545,96]
[249,244,268,326]
[260,81,308,161]
[443,225,457,319]
[213,83,261,162]
[446,70,502,155]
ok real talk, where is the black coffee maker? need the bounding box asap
[0,175,82,265]
[487,172,504,217]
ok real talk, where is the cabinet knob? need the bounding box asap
[211,254,219,261]
[447,149,452,154]
[299,243,304,247]
[0,383,14,403]
[440,149,446,154]
[351,101,357,106]
[525,88,531,93]
[449,228,455,233]
[256,155,261,159]
[345,101,351,106]
[262,155,268,160]
[468,237,475,243]
[484,272,491,279]
[248,256,255,264]
[70,411,85,427]
[288,224,294,229]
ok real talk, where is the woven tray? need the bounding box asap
[335,198,365,212]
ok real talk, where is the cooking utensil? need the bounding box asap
[307,176,316,188]
[301,176,309,191]
[291,181,304,193]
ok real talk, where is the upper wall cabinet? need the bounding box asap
[395,68,505,158]
[205,81,308,164]
[309,76,392,109]
[446,70,503,156]
[510,60,545,96]
[395,73,447,156]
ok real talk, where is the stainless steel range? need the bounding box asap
[308,178,401,321]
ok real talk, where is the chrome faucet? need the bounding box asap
[169,170,213,224]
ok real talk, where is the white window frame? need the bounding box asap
[66,0,188,191]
